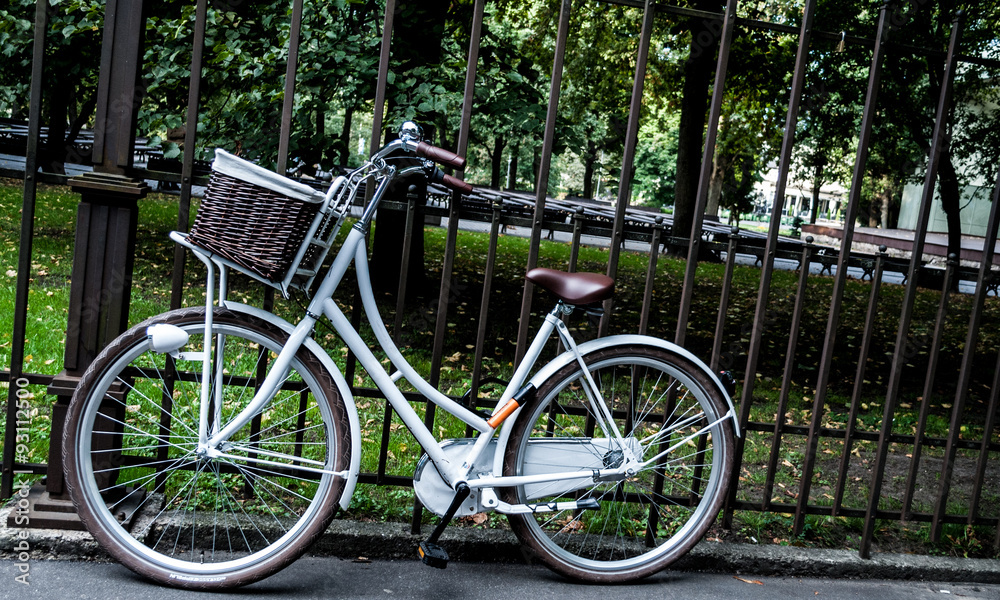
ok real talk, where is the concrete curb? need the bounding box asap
[2,505,998,583]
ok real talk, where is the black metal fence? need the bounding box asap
[3,0,1000,559]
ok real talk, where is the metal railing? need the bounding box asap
[3,0,1000,558]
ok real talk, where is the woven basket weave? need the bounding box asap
[188,169,322,282]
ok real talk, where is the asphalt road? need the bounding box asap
[4,556,999,599]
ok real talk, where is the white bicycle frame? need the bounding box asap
[170,142,739,515]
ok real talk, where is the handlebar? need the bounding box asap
[364,131,474,195]
[415,141,466,170]
[348,130,474,230]
[431,168,474,194]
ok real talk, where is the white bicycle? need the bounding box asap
[63,123,739,589]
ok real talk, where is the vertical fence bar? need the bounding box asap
[429,0,484,388]
[963,172,1000,528]
[2,0,48,499]
[157,0,207,490]
[568,206,585,272]
[724,0,815,525]
[347,0,397,438]
[392,194,418,343]
[988,364,1000,548]
[902,254,956,518]
[261,0,305,319]
[766,238,813,513]
[369,0,397,167]
[862,8,964,557]
[710,229,739,369]
[832,246,886,516]
[674,0,738,347]
[638,217,664,336]
[276,0,304,174]
[416,0,486,530]
[469,199,503,419]
[515,0,572,363]
[931,73,995,539]
[795,2,897,538]
[170,0,208,310]
[599,0,655,337]
[710,227,739,372]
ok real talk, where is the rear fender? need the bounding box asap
[492,334,739,477]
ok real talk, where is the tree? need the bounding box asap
[807,0,1000,260]
[670,0,725,244]
[705,24,795,220]
[0,0,104,173]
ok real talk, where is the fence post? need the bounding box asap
[600,0,656,338]
[37,0,149,526]
[769,237,814,516]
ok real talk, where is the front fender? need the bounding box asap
[492,334,740,477]
[222,301,361,510]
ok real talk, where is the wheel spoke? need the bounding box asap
[503,346,733,581]
[65,310,349,588]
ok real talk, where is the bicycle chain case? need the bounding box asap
[413,439,493,517]
[413,437,644,516]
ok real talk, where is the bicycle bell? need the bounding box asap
[398,121,423,143]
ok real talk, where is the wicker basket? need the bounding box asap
[188,149,326,282]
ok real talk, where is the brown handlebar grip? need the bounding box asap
[441,173,473,194]
[416,141,466,169]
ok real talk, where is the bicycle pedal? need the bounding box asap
[418,541,449,569]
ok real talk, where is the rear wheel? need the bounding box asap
[64,307,351,589]
[502,344,734,582]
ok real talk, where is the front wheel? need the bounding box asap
[63,307,351,589]
[501,344,735,583]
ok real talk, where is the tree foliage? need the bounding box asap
[0,0,996,245]
[794,0,1000,258]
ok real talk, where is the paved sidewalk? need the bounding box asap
[2,506,999,584]
[6,556,1000,599]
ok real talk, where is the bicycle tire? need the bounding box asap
[63,307,351,589]
[501,344,734,582]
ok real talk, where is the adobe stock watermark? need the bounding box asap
[9,376,34,586]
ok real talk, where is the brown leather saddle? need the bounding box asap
[525,267,614,305]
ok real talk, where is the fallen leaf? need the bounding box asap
[734,576,764,585]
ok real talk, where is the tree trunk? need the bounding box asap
[582,137,597,199]
[507,146,518,190]
[532,146,541,194]
[43,88,70,174]
[938,146,963,263]
[337,105,354,165]
[671,1,722,247]
[490,134,505,189]
[370,174,427,296]
[880,184,890,229]
[868,195,880,227]
[706,152,724,217]
[809,163,823,224]
[369,0,448,298]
